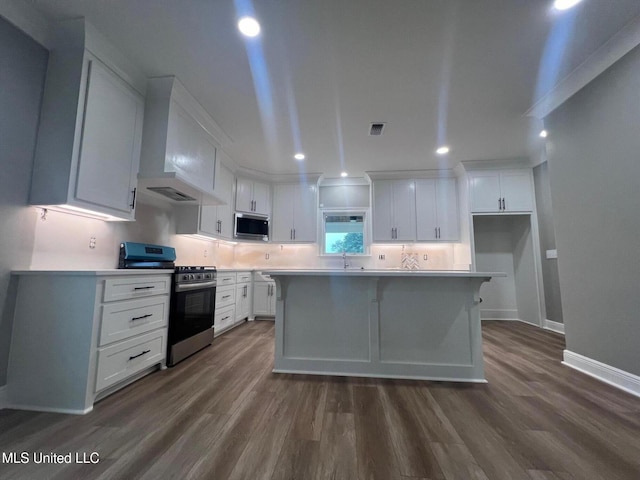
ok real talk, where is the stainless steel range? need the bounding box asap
[168,266,217,366]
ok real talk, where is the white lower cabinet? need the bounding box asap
[7,271,171,414]
[253,272,276,318]
[235,271,252,322]
[214,271,253,335]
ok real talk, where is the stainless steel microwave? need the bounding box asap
[234,213,269,241]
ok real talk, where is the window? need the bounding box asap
[322,212,367,255]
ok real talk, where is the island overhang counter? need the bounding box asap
[263,269,505,383]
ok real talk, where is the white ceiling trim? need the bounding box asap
[527,14,640,119]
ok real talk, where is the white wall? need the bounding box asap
[28,199,235,270]
[545,43,640,376]
[0,16,48,386]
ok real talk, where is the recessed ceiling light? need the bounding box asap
[294,153,305,160]
[341,172,348,177]
[436,146,450,155]
[539,129,549,138]
[238,17,261,37]
[553,0,583,11]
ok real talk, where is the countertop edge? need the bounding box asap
[262,270,505,278]
[12,269,175,276]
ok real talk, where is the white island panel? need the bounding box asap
[266,270,502,382]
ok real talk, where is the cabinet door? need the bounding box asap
[253,283,271,316]
[391,180,416,241]
[235,284,247,322]
[292,184,317,242]
[501,171,533,212]
[252,181,271,216]
[436,178,459,241]
[214,163,234,205]
[373,181,394,241]
[268,281,276,315]
[272,184,295,242]
[199,205,219,236]
[216,203,233,239]
[75,59,143,218]
[470,172,501,213]
[415,179,437,241]
[235,177,254,213]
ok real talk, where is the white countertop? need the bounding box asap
[263,269,505,278]
[12,269,174,276]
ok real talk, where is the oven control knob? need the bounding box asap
[189,274,195,280]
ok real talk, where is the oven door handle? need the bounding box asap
[175,280,217,292]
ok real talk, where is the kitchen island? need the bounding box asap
[264,269,503,382]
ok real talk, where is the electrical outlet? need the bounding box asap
[378,254,385,260]
[265,253,270,260]
[204,249,208,257]
[423,254,428,260]
[89,237,96,249]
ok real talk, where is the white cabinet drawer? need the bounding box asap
[254,272,272,282]
[217,272,237,286]
[95,330,166,392]
[103,275,171,302]
[99,296,169,346]
[235,271,252,284]
[216,284,235,309]
[214,305,236,334]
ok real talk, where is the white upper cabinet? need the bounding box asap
[372,180,416,242]
[175,163,234,239]
[236,177,271,216]
[415,178,460,241]
[29,20,145,220]
[272,183,318,242]
[138,76,225,205]
[469,170,534,213]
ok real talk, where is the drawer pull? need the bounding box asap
[222,295,231,299]
[221,316,230,321]
[131,313,153,321]
[129,349,151,361]
[134,286,155,291]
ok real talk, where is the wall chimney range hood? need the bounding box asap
[138,76,231,205]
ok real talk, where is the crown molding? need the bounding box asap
[527,14,640,119]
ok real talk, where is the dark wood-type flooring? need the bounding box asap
[1,320,639,480]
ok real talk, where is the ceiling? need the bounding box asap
[29,0,640,178]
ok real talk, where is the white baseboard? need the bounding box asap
[480,309,519,321]
[3,402,93,415]
[563,350,640,398]
[0,385,8,410]
[543,319,565,335]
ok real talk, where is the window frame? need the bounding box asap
[320,209,370,256]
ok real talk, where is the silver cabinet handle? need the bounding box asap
[131,313,152,321]
[134,286,155,290]
[222,295,231,299]
[221,315,230,321]
[130,188,137,210]
[435,227,438,238]
[293,229,296,240]
[498,198,502,210]
[290,229,293,240]
[502,198,506,211]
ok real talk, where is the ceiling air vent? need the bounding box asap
[146,187,197,202]
[369,122,386,136]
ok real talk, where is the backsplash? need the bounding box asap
[233,242,462,270]
[28,202,234,269]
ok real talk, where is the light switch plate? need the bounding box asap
[546,249,558,259]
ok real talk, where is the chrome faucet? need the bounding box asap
[342,251,350,269]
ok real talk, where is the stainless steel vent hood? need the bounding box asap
[138,76,230,205]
